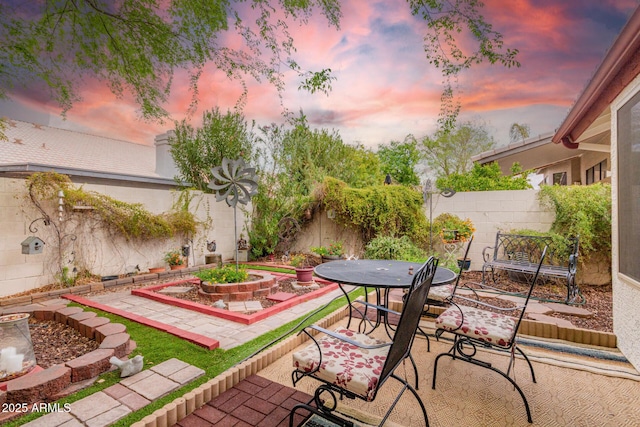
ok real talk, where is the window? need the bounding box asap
[552,172,567,185]
[617,90,640,282]
[586,159,607,185]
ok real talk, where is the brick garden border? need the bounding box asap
[0,303,133,409]
[132,275,339,325]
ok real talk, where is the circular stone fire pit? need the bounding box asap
[198,273,278,302]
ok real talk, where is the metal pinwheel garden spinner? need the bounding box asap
[208,158,258,270]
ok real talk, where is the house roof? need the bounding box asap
[0,119,175,185]
[553,6,640,148]
[472,132,583,174]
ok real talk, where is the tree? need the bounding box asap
[245,116,384,257]
[279,114,383,192]
[170,108,256,192]
[409,0,520,130]
[1,1,517,135]
[436,162,532,192]
[420,121,495,178]
[377,137,422,186]
[509,123,531,143]
[0,0,340,122]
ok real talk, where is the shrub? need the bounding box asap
[432,213,475,242]
[538,183,611,257]
[289,254,311,268]
[164,250,184,266]
[364,236,427,262]
[436,162,532,192]
[310,242,344,257]
[194,265,249,284]
[319,177,430,245]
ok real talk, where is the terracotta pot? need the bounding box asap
[149,267,165,273]
[295,266,314,283]
[170,264,186,270]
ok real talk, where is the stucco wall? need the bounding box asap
[290,212,364,257]
[581,150,610,184]
[290,189,554,270]
[430,189,555,271]
[611,72,640,371]
[0,176,245,298]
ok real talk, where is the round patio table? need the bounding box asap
[314,259,456,332]
[314,259,456,289]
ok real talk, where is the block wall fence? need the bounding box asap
[430,189,555,271]
[0,176,246,298]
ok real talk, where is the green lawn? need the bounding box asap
[8,271,361,426]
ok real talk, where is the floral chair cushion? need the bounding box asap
[435,305,517,348]
[428,284,453,302]
[292,328,389,401]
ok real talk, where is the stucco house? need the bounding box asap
[551,6,640,370]
[0,119,243,297]
[472,131,610,186]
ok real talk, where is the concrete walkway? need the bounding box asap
[73,282,351,350]
[23,358,204,427]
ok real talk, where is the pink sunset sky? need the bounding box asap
[1,0,638,149]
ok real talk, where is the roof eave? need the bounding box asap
[552,6,640,148]
[0,163,182,186]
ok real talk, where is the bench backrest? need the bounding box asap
[492,232,579,268]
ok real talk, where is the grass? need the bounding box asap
[7,278,363,426]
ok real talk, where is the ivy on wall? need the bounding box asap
[27,172,198,241]
[317,177,430,245]
[538,183,611,258]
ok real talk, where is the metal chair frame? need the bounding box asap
[432,247,548,424]
[290,257,439,427]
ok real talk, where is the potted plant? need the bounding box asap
[290,254,314,283]
[164,249,185,270]
[311,241,344,262]
[432,213,475,243]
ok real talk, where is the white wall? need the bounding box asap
[430,189,555,271]
[0,176,245,298]
[611,72,640,371]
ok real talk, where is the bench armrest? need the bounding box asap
[568,253,578,275]
[482,246,495,263]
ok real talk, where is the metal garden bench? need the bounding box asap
[480,232,580,304]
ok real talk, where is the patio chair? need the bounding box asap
[290,257,438,427]
[432,246,548,424]
[348,256,441,385]
[427,235,475,303]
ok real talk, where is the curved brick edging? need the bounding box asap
[0,304,133,406]
[132,274,339,325]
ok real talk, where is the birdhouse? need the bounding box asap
[21,236,45,255]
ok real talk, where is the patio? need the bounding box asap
[169,310,639,427]
[0,270,637,426]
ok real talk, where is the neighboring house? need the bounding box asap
[552,7,640,371]
[0,119,243,297]
[472,131,611,186]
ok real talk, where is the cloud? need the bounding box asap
[1,0,637,149]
